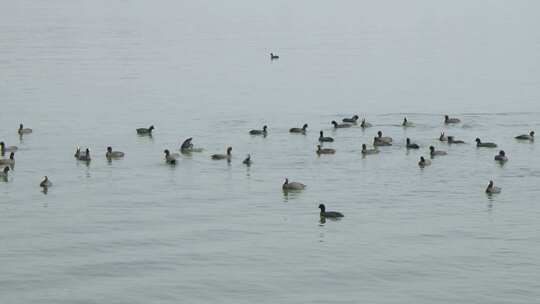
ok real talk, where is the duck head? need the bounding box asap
[318,204,326,212]
[302,124,308,130]
[227,147,232,155]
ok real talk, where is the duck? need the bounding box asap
[164,149,179,164]
[242,154,252,165]
[374,137,392,146]
[515,131,534,140]
[475,138,497,148]
[429,146,447,157]
[282,178,306,191]
[447,136,465,144]
[439,132,448,142]
[136,125,154,135]
[0,142,18,154]
[290,124,308,134]
[342,115,359,124]
[418,156,432,167]
[0,166,9,179]
[375,131,392,143]
[316,145,336,155]
[361,144,379,155]
[485,180,501,194]
[18,124,32,134]
[360,119,372,128]
[318,204,344,218]
[406,138,420,149]
[180,137,194,151]
[270,53,279,60]
[77,148,91,161]
[331,120,351,129]
[211,147,232,160]
[318,131,334,142]
[40,176,52,188]
[249,125,268,136]
[0,152,15,166]
[494,150,508,162]
[106,146,125,159]
[444,115,461,124]
[402,117,413,127]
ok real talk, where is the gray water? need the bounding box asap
[2,1,540,303]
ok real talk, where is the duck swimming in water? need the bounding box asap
[360,119,372,129]
[164,149,179,164]
[374,137,392,146]
[282,178,306,191]
[402,117,413,127]
[444,115,461,124]
[242,154,252,165]
[40,176,52,188]
[475,138,497,148]
[0,152,15,166]
[494,150,508,162]
[249,125,268,136]
[106,147,125,159]
[418,156,432,167]
[318,131,334,142]
[331,120,352,129]
[136,125,154,135]
[0,142,18,154]
[361,144,379,155]
[77,148,91,161]
[18,124,32,134]
[316,145,336,155]
[375,131,392,143]
[406,138,420,149]
[211,147,232,160]
[318,204,344,218]
[485,180,501,194]
[342,115,359,124]
[290,124,308,134]
[429,146,447,157]
[515,131,534,141]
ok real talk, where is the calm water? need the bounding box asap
[2,1,540,303]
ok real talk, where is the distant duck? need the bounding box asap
[318,131,334,142]
[136,125,154,135]
[342,115,359,124]
[18,124,32,134]
[475,138,497,148]
[0,142,18,154]
[40,176,52,188]
[439,132,448,142]
[242,154,252,165]
[515,131,534,141]
[447,136,465,144]
[180,137,194,151]
[318,203,344,218]
[282,178,306,191]
[402,117,413,127]
[0,152,15,166]
[376,131,392,143]
[77,148,91,161]
[270,53,279,60]
[360,119,372,129]
[211,147,232,160]
[418,156,432,167]
[249,125,268,136]
[0,166,9,179]
[406,138,420,149]
[106,146,125,159]
[444,115,461,124]
[362,144,379,155]
[164,149,179,164]
[429,146,447,157]
[331,120,351,129]
[494,150,508,162]
[374,137,392,146]
[485,180,501,194]
[316,145,336,155]
[290,124,308,134]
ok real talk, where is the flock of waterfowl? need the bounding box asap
[1,115,535,217]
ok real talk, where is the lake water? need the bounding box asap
[1,1,540,303]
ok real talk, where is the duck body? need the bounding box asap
[475,138,497,148]
[282,178,305,191]
[406,138,420,149]
[249,125,268,136]
[319,204,343,218]
[136,125,154,135]
[361,144,379,155]
[444,115,461,124]
[485,181,501,194]
[515,131,534,140]
[429,146,447,157]
[318,131,334,142]
[18,124,32,134]
[106,147,125,159]
[0,142,18,153]
[211,147,232,160]
[40,176,52,187]
[316,145,336,155]
[342,115,359,124]
[418,156,432,167]
[374,138,392,146]
[331,121,351,129]
[0,152,15,166]
[375,131,392,143]
[290,124,308,134]
[447,136,465,144]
